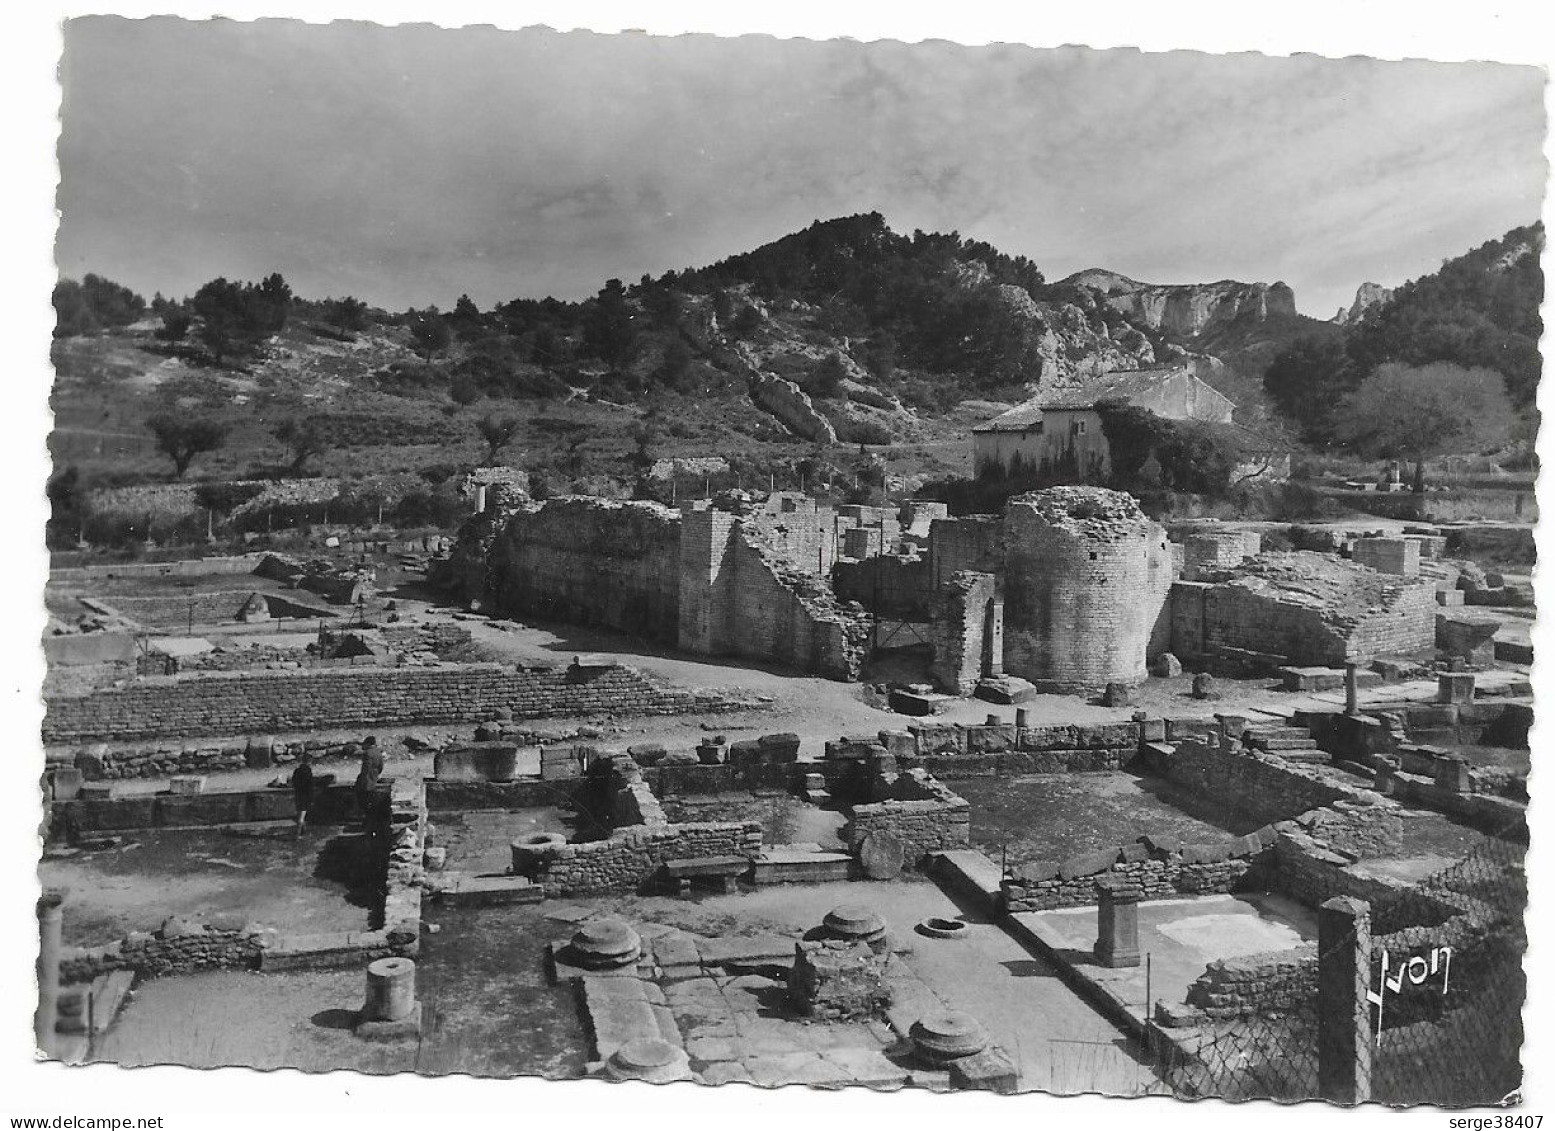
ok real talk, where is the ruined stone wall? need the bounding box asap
[832,553,934,618]
[678,508,870,680]
[59,920,265,984]
[895,719,1140,776]
[1182,530,1260,581]
[1185,946,1317,1017]
[1002,832,1268,912]
[928,571,995,695]
[1002,488,1176,690]
[96,591,309,628]
[1172,554,1437,666]
[1353,537,1421,577]
[57,736,382,783]
[486,497,682,641]
[844,769,970,867]
[928,515,1004,588]
[1152,738,1368,828]
[43,662,743,742]
[531,821,763,896]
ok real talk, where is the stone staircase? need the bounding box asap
[1244,723,1327,764]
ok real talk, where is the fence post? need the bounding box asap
[1317,895,1373,1104]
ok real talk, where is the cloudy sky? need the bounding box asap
[56,17,1547,318]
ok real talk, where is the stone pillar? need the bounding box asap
[363,957,418,1023]
[35,890,64,1056]
[1344,663,1359,715]
[1014,708,1029,728]
[1216,713,1247,747]
[1437,672,1475,705]
[1433,755,1473,794]
[474,484,488,514]
[1093,878,1141,969]
[1317,896,1373,1105]
[984,599,1004,678]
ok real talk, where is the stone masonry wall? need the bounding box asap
[929,571,995,695]
[1185,946,1318,1017]
[1172,557,1437,666]
[679,508,870,680]
[1152,736,1370,828]
[486,496,683,641]
[1001,828,1272,912]
[531,821,762,896]
[894,719,1140,777]
[44,662,745,742]
[844,769,970,867]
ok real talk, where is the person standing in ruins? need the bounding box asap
[354,736,386,819]
[291,751,316,839]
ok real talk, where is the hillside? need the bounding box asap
[48,213,1541,547]
[1262,223,1544,443]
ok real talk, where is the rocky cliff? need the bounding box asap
[1060,269,1299,341]
[1331,281,1395,325]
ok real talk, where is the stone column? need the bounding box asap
[984,599,1004,678]
[1093,878,1141,969]
[1317,896,1373,1105]
[1437,672,1475,705]
[363,957,417,1022]
[1344,663,1360,715]
[1433,755,1473,794]
[35,890,64,1056]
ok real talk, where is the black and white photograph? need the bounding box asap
[7,4,1550,1127]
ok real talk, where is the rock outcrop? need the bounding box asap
[1330,281,1395,325]
[1061,269,1299,341]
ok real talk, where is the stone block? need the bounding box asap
[1059,848,1118,880]
[947,1046,1019,1094]
[1015,860,1061,883]
[1141,833,1182,856]
[1436,589,1465,606]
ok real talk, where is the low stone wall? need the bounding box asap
[1002,828,1273,912]
[1148,736,1370,828]
[58,734,388,782]
[1272,827,1415,909]
[531,820,762,896]
[900,720,1140,762]
[1184,946,1317,1018]
[44,661,748,742]
[51,783,364,836]
[59,918,266,985]
[425,777,581,812]
[843,769,970,868]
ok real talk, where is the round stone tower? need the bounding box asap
[1002,486,1175,691]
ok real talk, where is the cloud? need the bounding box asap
[56,19,1547,315]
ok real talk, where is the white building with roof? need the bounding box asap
[971,366,1235,480]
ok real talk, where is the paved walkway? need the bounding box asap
[645,880,1162,1095]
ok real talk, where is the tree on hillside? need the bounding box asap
[1334,362,1518,491]
[1262,335,1359,443]
[53,274,146,337]
[450,294,484,336]
[154,308,192,343]
[409,309,451,355]
[583,279,636,365]
[323,296,368,332]
[191,273,292,364]
[802,353,848,400]
[476,412,521,464]
[146,413,229,479]
[275,417,328,474]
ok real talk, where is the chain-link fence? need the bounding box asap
[1155,1003,1320,1101]
[1144,827,1526,1105]
[1369,835,1527,1107]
